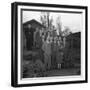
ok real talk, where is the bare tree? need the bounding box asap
[49,16,53,30]
[56,16,62,36]
[63,26,72,36]
[40,12,50,29]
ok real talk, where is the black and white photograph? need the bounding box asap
[11,2,87,87]
[22,10,81,78]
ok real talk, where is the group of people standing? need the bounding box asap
[34,28,64,70]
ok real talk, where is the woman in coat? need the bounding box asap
[42,32,51,70]
[56,39,64,69]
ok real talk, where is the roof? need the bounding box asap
[66,32,81,39]
[23,19,45,28]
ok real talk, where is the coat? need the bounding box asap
[42,41,51,55]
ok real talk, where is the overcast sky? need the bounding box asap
[22,11,83,33]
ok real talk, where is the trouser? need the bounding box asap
[58,64,61,69]
[51,52,57,69]
[44,53,51,70]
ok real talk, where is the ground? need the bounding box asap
[24,67,80,78]
[46,68,80,77]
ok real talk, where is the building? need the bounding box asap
[23,19,45,50]
[64,32,81,68]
